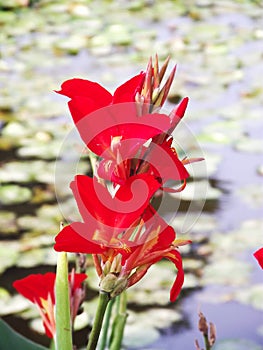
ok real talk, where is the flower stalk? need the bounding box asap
[55,251,73,350]
[98,298,115,350]
[109,292,128,350]
[86,292,111,350]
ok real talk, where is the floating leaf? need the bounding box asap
[0,294,31,316]
[123,324,159,348]
[236,184,263,209]
[214,339,262,350]
[0,241,20,273]
[0,161,56,184]
[234,284,263,311]
[202,259,252,287]
[0,211,17,235]
[17,215,59,234]
[234,136,263,154]
[171,180,222,201]
[0,185,32,205]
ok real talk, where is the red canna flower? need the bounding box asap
[54,55,195,306]
[55,203,190,302]
[13,271,87,338]
[55,56,189,160]
[254,247,263,269]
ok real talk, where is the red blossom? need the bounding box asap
[54,56,195,305]
[56,74,173,157]
[13,272,87,338]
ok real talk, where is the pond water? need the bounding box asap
[0,1,263,349]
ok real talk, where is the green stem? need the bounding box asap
[49,339,55,350]
[98,298,115,350]
[204,334,211,350]
[87,292,110,350]
[55,252,73,350]
[109,292,127,350]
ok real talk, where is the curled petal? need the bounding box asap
[165,250,184,302]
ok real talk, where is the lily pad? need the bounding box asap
[123,324,159,348]
[17,140,62,159]
[0,294,31,316]
[0,241,20,273]
[0,184,32,205]
[234,136,263,154]
[17,215,59,234]
[17,247,57,268]
[202,259,252,287]
[0,161,56,184]
[54,35,87,55]
[236,184,263,209]
[211,219,263,255]
[214,339,262,350]
[234,284,263,311]
[171,180,222,201]
[1,121,32,139]
[0,211,17,235]
[172,212,217,235]
[197,120,243,145]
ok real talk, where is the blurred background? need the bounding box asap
[0,1,262,349]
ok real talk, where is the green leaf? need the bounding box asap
[0,318,48,350]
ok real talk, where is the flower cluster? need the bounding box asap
[13,271,87,338]
[54,55,196,301]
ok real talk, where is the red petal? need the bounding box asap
[13,273,56,306]
[145,141,189,182]
[54,222,105,254]
[66,101,171,156]
[71,273,88,290]
[56,78,112,103]
[168,97,189,134]
[71,174,160,232]
[167,250,184,302]
[254,247,263,269]
[112,72,145,104]
[68,96,100,123]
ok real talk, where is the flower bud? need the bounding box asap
[198,312,208,336]
[110,277,128,298]
[100,273,118,293]
[209,322,216,346]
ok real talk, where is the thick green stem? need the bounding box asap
[109,292,127,350]
[87,292,110,350]
[49,339,55,350]
[98,298,115,350]
[55,252,73,350]
[204,334,211,350]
